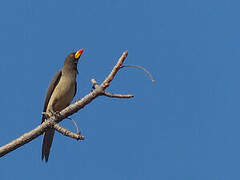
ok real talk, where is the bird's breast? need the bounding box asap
[47,75,76,113]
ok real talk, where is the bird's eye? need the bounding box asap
[69,54,74,58]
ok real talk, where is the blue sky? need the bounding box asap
[1,0,240,179]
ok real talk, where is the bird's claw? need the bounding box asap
[49,109,61,118]
[42,112,50,119]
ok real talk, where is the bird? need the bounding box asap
[41,49,84,162]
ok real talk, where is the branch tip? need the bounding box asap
[104,92,134,98]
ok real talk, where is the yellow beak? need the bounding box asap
[75,49,84,59]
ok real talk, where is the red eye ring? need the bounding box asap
[69,54,74,57]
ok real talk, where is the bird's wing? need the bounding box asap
[41,70,62,123]
[74,81,77,97]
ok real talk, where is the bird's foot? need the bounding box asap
[49,109,61,118]
[42,112,50,119]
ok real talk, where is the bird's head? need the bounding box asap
[63,48,84,73]
[66,48,84,64]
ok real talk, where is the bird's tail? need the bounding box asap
[42,129,55,162]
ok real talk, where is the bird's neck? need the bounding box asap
[62,67,78,78]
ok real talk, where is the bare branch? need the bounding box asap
[103,92,134,98]
[0,51,132,158]
[0,121,51,157]
[54,123,84,141]
[101,51,128,88]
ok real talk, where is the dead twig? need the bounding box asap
[121,64,155,82]
[103,92,134,98]
[66,117,80,135]
[54,123,84,140]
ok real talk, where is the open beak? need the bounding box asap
[75,49,84,59]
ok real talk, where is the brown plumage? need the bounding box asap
[41,49,83,162]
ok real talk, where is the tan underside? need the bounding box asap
[46,74,76,114]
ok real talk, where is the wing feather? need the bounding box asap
[41,70,62,123]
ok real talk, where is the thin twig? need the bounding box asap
[103,92,134,98]
[66,117,80,135]
[54,123,84,140]
[121,64,155,82]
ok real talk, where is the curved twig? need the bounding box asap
[66,117,80,135]
[120,64,155,82]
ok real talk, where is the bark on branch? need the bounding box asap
[0,51,131,157]
[54,123,84,140]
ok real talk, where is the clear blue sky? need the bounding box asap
[1,0,240,179]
